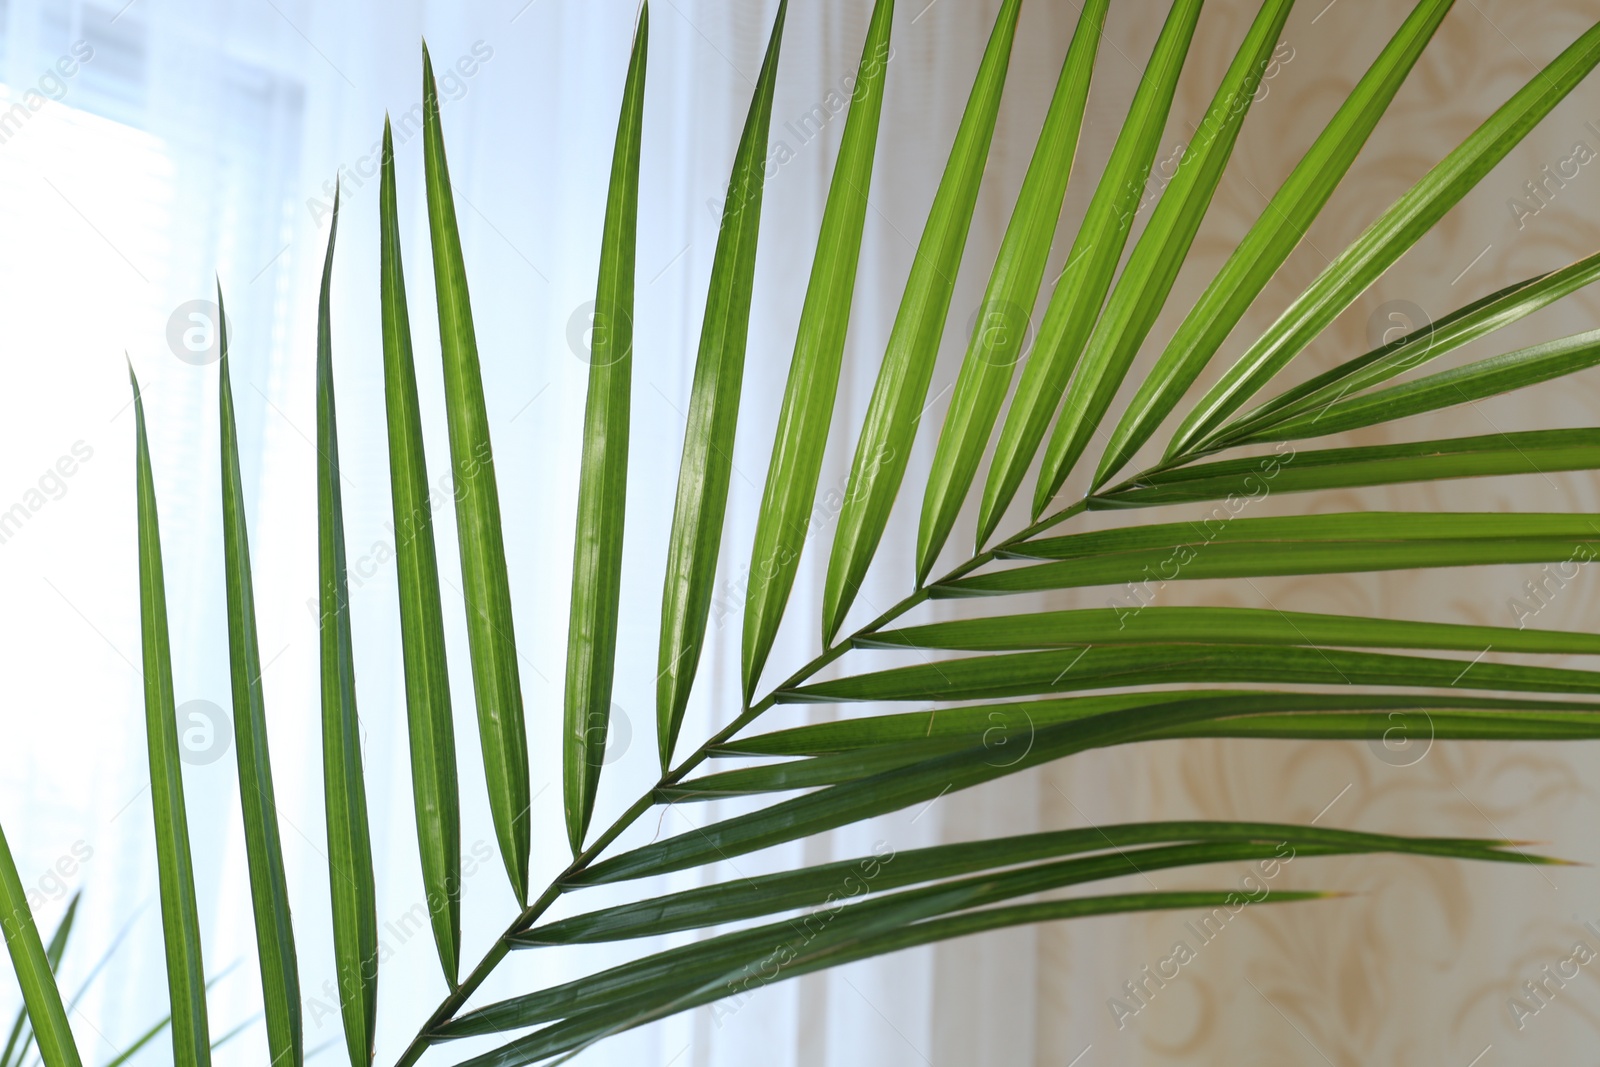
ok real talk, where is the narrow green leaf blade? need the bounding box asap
[682,703,1600,793]
[1242,328,1600,443]
[443,879,1003,1059]
[1037,0,1293,511]
[525,821,1466,945]
[1095,430,1600,507]
[936,511,1600,596]
[474,831,1446,1043]
[915,0,1108,582]
[742,0,894,700]
[129,363,211,1067]
[1152,708,1600,742]
[566,8,647,854]
[378,120,462,987]
[1096,0,1454,484]
[718,690,1600,756]
[822,0,1023,638]
[0,843,80,1067]
[781,644,1600,705]
[657,2,788,764]
[447,889,1328,1063]
[1214,250,1600,446]
[1008,510,1600,559]
[950,539,1600,593]
[485,819,1533,1058]
[1170,17,1600,455]
[421,42,531,901]
[0,891,77,1067]
[217,286,303,1061]
[866,605,1600,656]
[572,689,1566,885]
[975,0,1202,547]
[314,190,378,1067]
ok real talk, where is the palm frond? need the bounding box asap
[0,868,78,1067]
[977,0,1203,546]
[378,116,463,991]
[743,0,894,698]
[421,42,532,905]
[824,0,1024,636]
[129,364,211,1067]
[218,283,303,1061]
[313,188,378,1067]
[656,1,787,765]
[15,4,1600,1063]
[917,0,1108,581]
[565,3,647,855]
[1098,0,1453,482]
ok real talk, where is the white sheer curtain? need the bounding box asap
[0,0,1098,1063]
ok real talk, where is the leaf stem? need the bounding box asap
[391,497,1088,1063]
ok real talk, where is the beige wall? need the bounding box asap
[981,2,1600,1064]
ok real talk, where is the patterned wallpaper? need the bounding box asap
[1001,3,1600,1064]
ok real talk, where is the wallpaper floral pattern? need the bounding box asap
[1008,2,1600,1063]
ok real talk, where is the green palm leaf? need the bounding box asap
[314,189,378,1067]
[375,117,466,990]
[0,844,79,1067]
[1096,0,1453,484]
[450,889,1327,1065]
[1169,17,1600,457]
[717,691,1600,756]
[975,0,1202,546]
[129,363,211,1067]
[656,1,787,765]
[934,511,1600,595]
[1096,430,1600,506]
[573,694,1345,885]
[742,0,894,699]
[1238,328,1600,443]
[217,285,303,1061]
[1211,250,1600,447]
[0,890,77,1067]
[782,644,1600,704]
[378,117,462,990]
[865,605,1600,655]
[523,821,1516,945]
[1035,0,1293,513]
[822,0,1023,638]
[915,0,1108,582]
[421,42,532,903]
[565,8,648,852]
